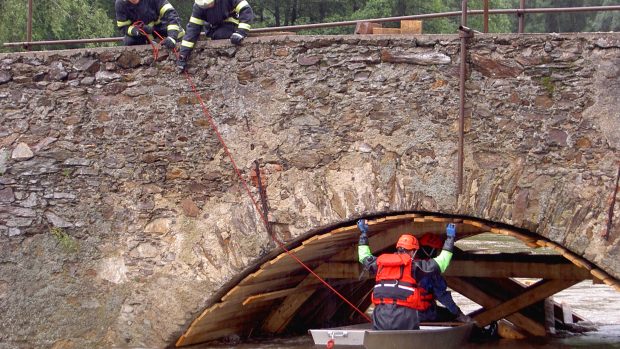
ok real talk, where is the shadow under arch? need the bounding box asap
[175,212,620,347]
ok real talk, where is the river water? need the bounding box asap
[189,234,620,349]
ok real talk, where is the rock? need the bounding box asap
[181,197,200,217]
[0,187,15,202]
[297,55,322,66]
[97,257,128,284]
[144,218,171,234]
[48,61,68,81]
[0,149,9,174]
[0,71,12,84]
[45,211,73,228]
[381,49,451,65]
[95,70,121,83]
[11,142,34,160]
[471,53,524,78]
[117,51,142,69]
[73,57,100,73]
[80,76,95,85]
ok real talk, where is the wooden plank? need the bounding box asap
[262,287,316,333]
[590,268,610,282]
[195,298,275,324]
[178,322,251,347]
[242,288,299,306]
[544,298,556,335]
[242,278,359,306]
[463,219,490,230]
[561,251,591,270]
[473,279,580,327]
[261,261,360,334]
[222,274,306,302]
[400,20,422,34]
[191,303,274,332]
[314,262,360,279]
[561,302,574,324]
[497,319,527,339]
[444,259,591,280]
[446,276,547,336]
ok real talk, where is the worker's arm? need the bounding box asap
[357,219,377,273]
[178,4,206,71]
[157,0,184,41]
[115,1,133,37]
[432,223,456,273]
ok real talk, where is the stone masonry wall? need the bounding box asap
[0,33,619,348]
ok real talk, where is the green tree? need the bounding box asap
[0,0,115,51]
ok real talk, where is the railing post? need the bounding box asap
[25,0,33,51]
[483,0,489,33]
[457,0,472,197]
[518,0,526,33]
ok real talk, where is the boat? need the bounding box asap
[309,322,474,349]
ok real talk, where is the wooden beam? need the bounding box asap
[445,258,591,280]
[473,279,580,327]
[261,262,353,334]
[242,278,358,306]
[446,276,547,336]
[261,282,317,333]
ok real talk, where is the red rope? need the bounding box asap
[132,21,161,60]
[158,42,371,323]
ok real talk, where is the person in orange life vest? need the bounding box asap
[115,0,185,48]
[357,220,457,330]
[416,233,471,323]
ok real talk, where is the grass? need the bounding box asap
[50,227,78,253]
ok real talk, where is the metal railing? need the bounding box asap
[3,4,620,50]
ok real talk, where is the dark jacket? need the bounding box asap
[417,267,460,322]
[179,0,254,58]
[115,0,183,39]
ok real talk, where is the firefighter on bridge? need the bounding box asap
[115,0,185,48]
[177,0,255,72]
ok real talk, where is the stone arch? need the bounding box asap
[175,212,618,346]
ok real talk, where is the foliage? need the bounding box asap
[0,0,115,52]
[50,227,79,253]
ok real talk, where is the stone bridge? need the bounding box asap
[0,33,619,348]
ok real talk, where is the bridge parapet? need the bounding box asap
[0,33,618,348]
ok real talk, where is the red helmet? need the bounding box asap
[396,234,419,250]
[419,233,443,249]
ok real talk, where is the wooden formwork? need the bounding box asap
[176,214,618,347]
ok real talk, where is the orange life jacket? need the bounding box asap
[371,253,433,310]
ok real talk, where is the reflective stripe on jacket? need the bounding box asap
[115,0,183,38]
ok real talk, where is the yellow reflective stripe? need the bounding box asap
[234,0,249,13]
[177,28,186,39]
[181,40,195,48]
[190,16,205,25]
[117,20,131,27]
[128,25,137,35]
[167,24,180,32]
[160,3,173,16]
[224,17,239,24]
[238,22,251,30]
